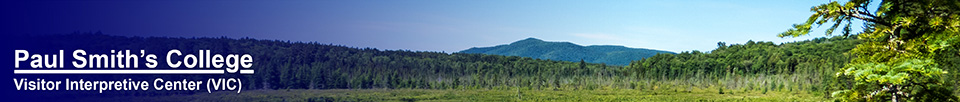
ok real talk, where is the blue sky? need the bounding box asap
[11,0,846,53]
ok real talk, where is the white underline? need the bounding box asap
[13,70,255,74]
[240,70,254,74]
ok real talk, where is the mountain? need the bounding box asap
[459,38,674,65]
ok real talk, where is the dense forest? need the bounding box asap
[626,36,861,95]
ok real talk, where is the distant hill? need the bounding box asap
[458,38,674,65]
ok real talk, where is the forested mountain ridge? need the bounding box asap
[459,38,675,65]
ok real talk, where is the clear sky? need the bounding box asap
[10,0,845,53]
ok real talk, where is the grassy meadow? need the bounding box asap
[86,87,827,102]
